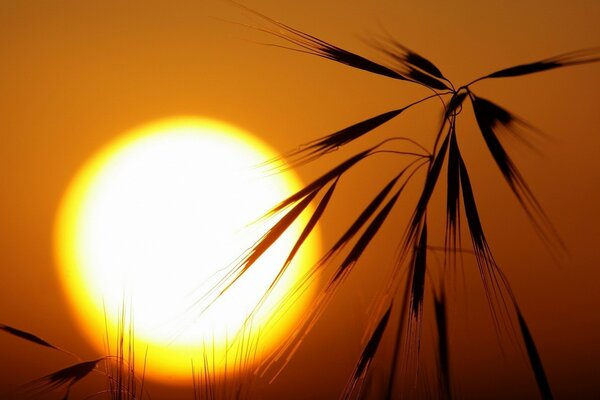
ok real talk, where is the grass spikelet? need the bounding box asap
[469,93,563,251]
[0,323,67,354]
[515,306,553,400]
[271,92,440,170]
[266,149,371,217]
[229,0,407,81]
[213,10,599,398]
[475,47,600,81]
[319,172,404,268]
[342,302,393,400]
[457,139,511,329]
[374,36,448,81]
[370,35,452,91]
[445,128,461,253]
[409,221,428,321]
[22,358,104,399]
[406,67,450,90]
[286,109,405,165]
[402,133,449,258]
[330,188,402,285]
[5,7,593,399]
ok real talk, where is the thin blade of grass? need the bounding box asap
[259,184,405,380]
[241,179,339,332]
[0,324,63,352]
[279,179,338,282]
[288,109,405,163]
[259,165,422,379]
[459,148,492,272]
[446,128,460,240]
[23,358,103,394]
[407,67,450,90]
[487,60,562,78]
[330,188,402,285]
[220,187,319,298]
[266,150,370,216]
[371,36,448,81]
[404,49,447,80]
[403,133,450,258]
[469,94,563,251]
[456,141,549,400]
[342,302,393,400]
[231,1,408,81]
[458,144,516,336]
[516,307,553,400]
[263,94,438,170]
[211,150,373,303]
[312,44,407,81]
[383,271,413,400]
[401,217,429,389]
[473,48,600,82]
[320,172,404,267]
[409,221,428,320]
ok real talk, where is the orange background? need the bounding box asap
[1,1,599,398]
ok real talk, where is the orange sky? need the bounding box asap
[1,1,599,399]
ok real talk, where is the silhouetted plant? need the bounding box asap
[215,4,600,399]
[2,5,598,400]
[1,310,147,400]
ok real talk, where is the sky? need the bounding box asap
[1,0,599,399]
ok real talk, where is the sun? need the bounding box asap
[54,117,320,383]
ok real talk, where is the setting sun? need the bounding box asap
[54,117,320,383]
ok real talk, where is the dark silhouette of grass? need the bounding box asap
[0,323,101,398]
[214,3,600,399]
[1,307,147,399]
[1,311,260,399]
[191,334,259,400]
[1,4,598,399]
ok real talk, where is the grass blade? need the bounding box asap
[458,146,489,263]
[23,358,103,395]
[267,150,370,216]
[232,1,407,81]
[372,37,448,81]
[473,48,600,82]
[409,221,428,320]
[487,60,563,78]
[446,127,460,241]
[320,172,404,267]
[407,67,450,90]
[0,324,62,352]
[469,93,562,250]
[288,108,405,163]
[218,187,319,299]
[516,307,553,400]
[403,133,450,256]
[330,189,402,285]
[342,302,393,399]
[210,150,373,303]
[248,179,339,319]
[457,141,516,336]
[280,179,338,278]
[403,47,447,80]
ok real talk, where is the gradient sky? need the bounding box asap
[1,1,599,399]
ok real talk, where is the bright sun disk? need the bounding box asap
[54,117,320,383]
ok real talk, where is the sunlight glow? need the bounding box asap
[54,117,320,383]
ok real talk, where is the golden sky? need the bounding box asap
[1,0,599,398]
